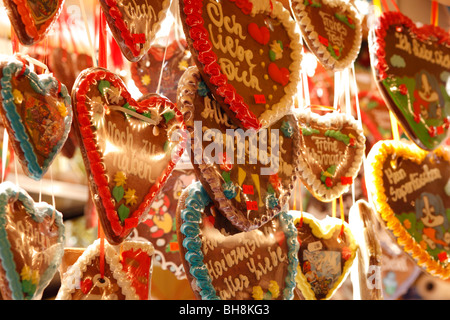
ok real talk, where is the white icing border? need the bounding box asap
[56,239,154,300]
[295,109,365,201]
[291,0,362,71]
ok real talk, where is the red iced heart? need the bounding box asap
[248,23,270,45]
[268,63,290,86]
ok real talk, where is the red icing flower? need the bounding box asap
[438,251,448,262]
[80,278,93,294]
[219,152,233,171]
[325,177,333,188]
[398,84,408,95]
[340,176,353,185]
[269,173,282,191]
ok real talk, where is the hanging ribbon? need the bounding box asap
[431,1,439,26]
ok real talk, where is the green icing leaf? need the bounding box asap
[301,127,320,136]
[327,165,337,174]
[98,80,110,96]
[325,130,350,145]
[163,111,175,123]
[118,204,130,223]
[222,171,231,183]
[267,184,275,194]
[113,186,124,202]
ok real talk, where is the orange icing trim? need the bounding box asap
[367,140,450,279]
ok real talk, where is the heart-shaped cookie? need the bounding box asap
[176,181,299,300]
[291,0,362,71]
[366,139,450,279]
[369,11,450,151]
[130,167,196,280]
[348,200,383,300]
[178,66,300,231]
[295,108,365,202]
[0,181,65,300]
[72,67,187,244]
[4,0,64,46]
[56,239,154,300]
[130,39,195,102]
[0,54,73,180]
[99,0,171,62]
[180,0,302,130]
[288,210,357,300]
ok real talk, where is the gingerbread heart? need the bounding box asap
[176,181,299,300]
[179,0,302,130]
[130,167,196,280]
[289,211,357,300]
[348,200,383,300]
[4,0,64,46]
[56,239,154,300]
[99,0,171,62]
[178,66,300,231]
[130,39,195,103]
[366,140,450,279]
[72,67,187,244]
[295,108,365,202]
[0,181,65,300]
[291,0,362,71]
[369,11,450,151]
[0,54,72,180]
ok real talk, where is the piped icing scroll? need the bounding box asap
[177,66,301,231]
[289,210,357,300]
[0,54,72,180]
[295,108,365,202]
[72,67,187,244]
[366,140,450,280]
[0,181,65,300]
[179,0,302,130]
[369,11,450,151]
[291,0,362,71]
[99,0,171,62]
[176,181,299,300]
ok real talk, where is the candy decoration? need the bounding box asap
[369,11,450,151]
[289,210,357,300]
[179,0,302,130]
[72,67,186,244]
[0,181,65,300]
[98,0,171,62]
[0,54,72,180]
[178,66,300,231]
[4,0,65,46]
[176,181,299,300]
[366,140,450,279]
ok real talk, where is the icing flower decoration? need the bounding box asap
[20,265,39,299]
[403,219,412,230]
[106,86,123,105]
[197,81,210,97]
[124,188,138,206]
[56,101,68,117]
[280,120,294,138]
[341,246,352,261]
[12,89,24,104]
[268,280,280,299]
[114,171,127,187]
[141,75,151,86]
[222,181,237,199]
[178,60,189,71]
[269,40,284,61]
[252,286,265,300]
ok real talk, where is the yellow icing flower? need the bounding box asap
[420,240,428,250]
[32,270,40,285]
[124,188,138,206]
[20,265,32,281]
[178,60,189,71]
[56,101,68,117]
[403,219,411,230]
[141,75,151,86]
[13,89,23,104]
[268,281,280,298]
[114,171,127,187]
[252,286,264,300]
